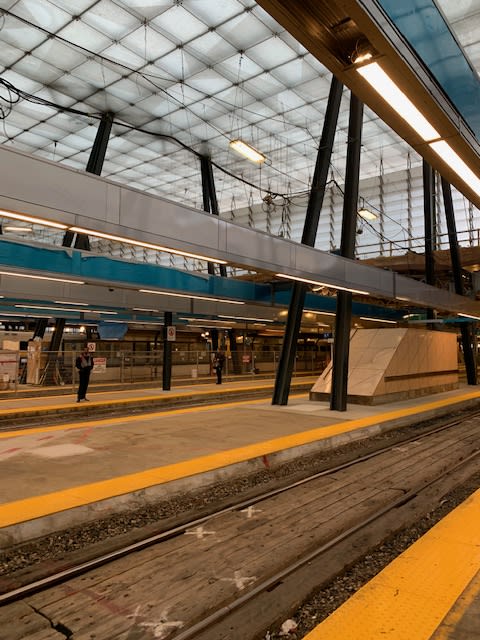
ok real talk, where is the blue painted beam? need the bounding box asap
[0,239,405,321]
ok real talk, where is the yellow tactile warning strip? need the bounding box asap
[303,490,480,640]
[1,388,480,528]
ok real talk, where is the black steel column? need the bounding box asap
[200,155,227,277]
[163,311,172,391]
[442,178,477,384]
[330,93,363,411]
[63,112,114,249]
[423,160,436,325]
[272,76,343,405]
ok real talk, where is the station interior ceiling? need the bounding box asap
[0,0,480,337]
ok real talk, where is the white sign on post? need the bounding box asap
[87,342,96,352]
[166,326,176,342]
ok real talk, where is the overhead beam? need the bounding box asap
[1,146,480,317]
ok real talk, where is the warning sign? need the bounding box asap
[87,342,96,352]
[92,357,107,373]
[166,326,176,342]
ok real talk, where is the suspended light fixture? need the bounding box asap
[357,198,377,221]
[229,139,266,164]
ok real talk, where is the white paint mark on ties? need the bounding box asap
[220,570,256,590]
[184,526,216,539]
[128,605,184,639]
[240,505,263,518]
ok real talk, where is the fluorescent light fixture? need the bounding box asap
[218,314,274,322]
[359,316,397,324]
[305,310,336,317]
[133,307,160,313]
[68,226,227,265]
[459,313,480,321]
[229,139,266,164]
[15,304,117,314]
[54,301,89,306]
[0,270,84,285]
[3,225,33,233]
[0,312,50,318]
[276,273,370,296]
[358,208,377,221]
[0,210,68,230]
[429,141,480,195]
[139,289,245,304]
[356,62,440,141]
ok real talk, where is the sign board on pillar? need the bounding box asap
[166,326,176,342]
[87,342,96,352]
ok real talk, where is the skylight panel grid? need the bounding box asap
[14,0,71,31]
[82,0,139,40]
[151,6,207,43]
[216,11,272,49]
[70,59,123,88]
[121,25,175,60]
[57,20,113,53]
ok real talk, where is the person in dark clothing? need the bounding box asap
[213,350,225,384]
[76,346,94,402]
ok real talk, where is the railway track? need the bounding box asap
[1,410,480,639]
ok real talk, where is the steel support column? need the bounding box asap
[330,93,363,411]
[272,76,343,405]
[63,112,114,249]
[163,311,173,391]
[442,178,477,384]
[423,160,436,325]
[200,155,227,277]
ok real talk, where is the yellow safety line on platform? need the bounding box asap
[1,388,480,528]
[303,490,480,640]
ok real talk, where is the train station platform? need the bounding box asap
[1,378,480,549]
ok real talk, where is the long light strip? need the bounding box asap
[356,62,440,141]
[359,316,397,324]
[54,300,89,306]
[0,209,68,229]
[229,139,266,164]
[429,141,480,194]
[276,273,370,296]
[305,310,336,316]
[459,313,480,321]
[69,226,227,264]
[218,314,274,322]
[139,288,245,304]
[0,270,84,285]
[133,307,160,313]
[14,304,117,314]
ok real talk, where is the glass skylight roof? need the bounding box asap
[0,0,478,220]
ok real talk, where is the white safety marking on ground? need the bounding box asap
[28,444,94,458]
[220,570,257,590]
[128,605,184,639]
[184,525,216,539]
[240,506,263,518]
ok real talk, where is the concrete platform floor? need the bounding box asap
[0,379,480,547]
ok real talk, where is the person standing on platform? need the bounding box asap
[213,349,225,384]
[76,345,94,402]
